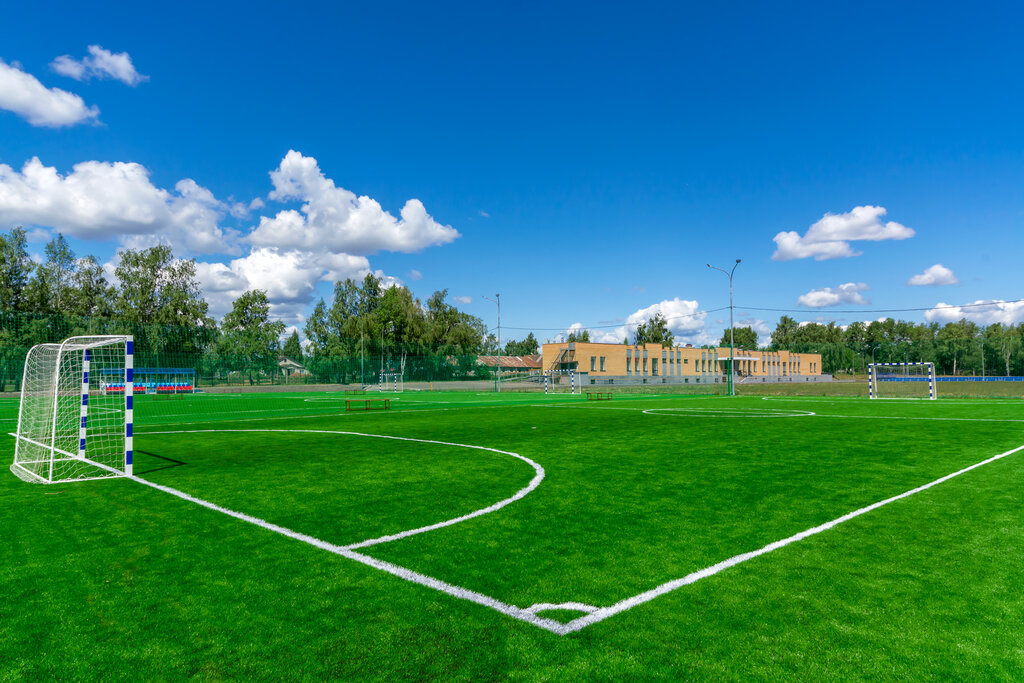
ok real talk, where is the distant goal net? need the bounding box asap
[378,372,404,393]
[868,362,936,400]
[11,336,133,484]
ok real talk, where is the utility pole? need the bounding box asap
[360,319,364,388]
[707,259,741,397]
[380,320,393,383]
[483,294,501,392]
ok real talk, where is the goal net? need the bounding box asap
[378,372,403,393]
[11,336,133,484]
[868,362,936,400]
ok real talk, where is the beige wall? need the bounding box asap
[541,342,822,377]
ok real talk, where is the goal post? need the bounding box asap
[11,335,133,484]
[868,362,936,400]
[378,371,403,393]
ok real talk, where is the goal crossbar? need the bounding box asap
[868,362,936,400]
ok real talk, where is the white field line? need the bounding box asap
[642,407,816,418]
[29,424,1022,635]
[558,441,1024,633]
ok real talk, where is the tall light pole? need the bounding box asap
[707,259,741,397]
[380,320,393,381]
[483,294,501,392]
[360,318,365,388]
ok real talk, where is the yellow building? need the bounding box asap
[541,341,824,385]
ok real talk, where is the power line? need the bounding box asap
[500,307,731,332]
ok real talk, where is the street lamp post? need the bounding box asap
[380,320,393,386]
[483,294,501,392]
[707,259,741,397]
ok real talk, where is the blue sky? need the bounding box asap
[2,1,1023,345]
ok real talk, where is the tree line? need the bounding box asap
[721,315,1024,377]
[0,227,539,387]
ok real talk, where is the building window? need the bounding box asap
[652,359,658,375]
[591,356,596,372]
[600,356,606,371]
[643,359,648,375]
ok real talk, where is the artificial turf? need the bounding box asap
[2,391,1023,680]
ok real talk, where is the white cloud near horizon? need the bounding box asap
[797,282,871,308]
[0,58,99,127]
[51,45,148,86]
[924,299,1024,326]
[553,298,713,345]
[772,206,914,261]
[0,157,240,254]
[907,263,958,286]
[246,150,459,256]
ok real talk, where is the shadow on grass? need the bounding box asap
[134,450,188,475]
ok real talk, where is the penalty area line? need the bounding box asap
[559,441,1024,634]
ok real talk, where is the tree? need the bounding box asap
[504,332,539,356]
[114,245,211,327]
[634,313,674,347]
[566,329,590,343]
[719,326,758,349]
[770,315,799,349]
[282,330,303,362]
[217,290,285,384]
[0,228,34,312]
[65,256,115,317]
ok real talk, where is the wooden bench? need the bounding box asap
[344,389,367,395]
[587,392,613,401]
[345,398,390,411]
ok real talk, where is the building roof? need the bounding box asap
[477,354,542,369]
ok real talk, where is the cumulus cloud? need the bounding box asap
[0,58,99,127]
[195,248,387,322]
[452,295,472,305]
[924,300,1024,326]
[907,263,958,286]
[246,150,459,256]
[772,206,914,261]
[797,282,871,308]
[554,298,713,345]
[408,269,423,281]
[51,45,148,86]
[0,157,239,254]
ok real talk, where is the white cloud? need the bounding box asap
[478,210,490,218]
[195,248,383,322]
[924,300,1024,326]
[452,295,472,305]
[408,269,423,281]
[553,298,714,345]
[0,157,239,254]
[772,206,914,261]
[246,150,459,256]
[797,282,871,308]
[51,46,148,86]
[907,263,958,286]
[0,58,99,127]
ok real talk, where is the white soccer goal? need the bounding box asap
[10,335,134,484]
[868,362,936,400]
[378,371,403,393]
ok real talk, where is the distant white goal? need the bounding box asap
[868,362,936,400]
[378,372,404,393]
[10,335,134,484]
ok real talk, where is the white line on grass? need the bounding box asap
[642,407,816,418]
[117,428,1024,635]
[558,441,1024,633]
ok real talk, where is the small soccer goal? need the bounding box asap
[868,362,936,400]
[10,335,133,484]
[378,372,404,393]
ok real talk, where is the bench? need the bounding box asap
[587,392,613,401]
[345,398,390,411]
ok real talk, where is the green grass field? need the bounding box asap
[3,390,1024,680]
